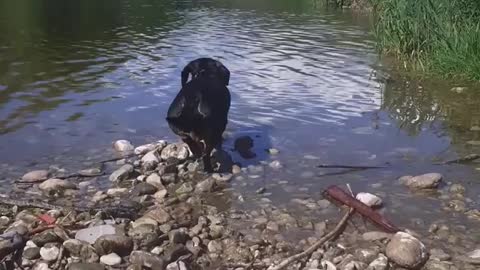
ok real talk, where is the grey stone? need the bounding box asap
[32,262,51,270]
[366,254,388,270]
[128,224,161,249]
[166,261,189,270]
[63,239,85,257]
[114,140,134,152]
[355,248,379,264]
[80,244,99,263]
[356,192,383,207]
[106,188,128,196]
[31,229,61,246]
[40,243,59,261]
[78,168,102,177]
[425,260,451,270]
[146,173,164,188]
[142,208,172,225]
[129,250,166,270]
[142,150,160,171]
[94,234,133,256]
[195,178,216,193]
[449,184,466,194]
[161,143,189,161]
[132,182,158,196]
[430,248,451,261]
[39,178,76,191]
[207,240,222,253]
[109,164,134,182]
[362,231,392,241]
[135,143,157,155]
[163,244,191,263]
[23,246,40,260]
[403,173,442,189]
[169,228,189,244]
[22,170,49,182]
[176,183,193,194]
[75,225,116,244]
[68,263,104,270]
[100,252,122,266]
[386,232,429,269]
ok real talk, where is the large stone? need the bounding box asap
[402,173,442,189]
[114,140,134,152]
[129,251,166,270]
[128,224,161,249]
[22,170,49,182]
[109,164,134,182]
[68,263,105,270]
[161,143,189,161]
[142,150,160,171]
[135,143,157,155]
[75,225,116,244]
[386,232,429,269]
[100,253,122,266]
[94,234,133,256]
[39,178,76,191]
[356,192,383,207]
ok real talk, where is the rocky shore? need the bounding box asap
[0,139,479,270]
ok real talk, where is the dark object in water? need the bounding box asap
[166,76,231,172]
[234,135,256,159]
[322,185,400,233]
[181,57,230,87]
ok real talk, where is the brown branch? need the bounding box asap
[268,208,354,270]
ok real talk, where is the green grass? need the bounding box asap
[370,0,480,80]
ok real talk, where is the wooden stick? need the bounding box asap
[268,208,354,270]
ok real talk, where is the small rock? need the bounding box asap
[209,225,225,239]
[146,173,164,189]
[424,260,451,270]
[33,262,51,270]
[362,231,392,241]
[129,224,160,249]
[94,234,133,256]
[100,253,122,266]
[163,244,191,263]
[142,150,160,171]
[114,140,134,152]
[232,165,242,174]
[207,240,222,253]
[268,148,279,155]
[153,189,168,201]
[212,173,233,182]
[166,261,188,270]
[195,178,216,193]
[161,143,189,161]
[22,170,49,182]
[356,192,383,207]
[23,247,41,260]
[402,173,442,189]
[317,199,331,209]
[169,228,189,244]
[176,183,194,194]
[314,221,327,236]
[75,225,116,244]
[451,86,467,93]
[129,250,166,270]
[78,168,102,176]
[321,260,337,270]
[132,182,158,196]
[135,144,157,155]
[80,244,100,263]
[430,248,451,261]
[269,160,282,169]
[266,221,279,232]
[366,254,388,270]
[143,208,172,225]
[31,229,61,246]
[447,200,467,212]
[256,187,266,194]
[106,188,128,196]
[449,184,466,194]
[68,263,105,270]
[386,232,429,269]
[355,248,379,264]
[162,173,178,184]
[467,249,480,259]
[40,243,59,261]
[63,239,85,257]
[39,178,76,191]
[109,164,134,182]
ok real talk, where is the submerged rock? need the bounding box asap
[22,170,49,182]
[39,178,76,192]
[114,140,134,152]
[109,164,134,182]
[400,173,442,189]
[385,232,429,269]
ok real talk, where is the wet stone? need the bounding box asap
[22,170,49,182]
[100,253,122,266]
[362,231,392,242]
[356,192,383,207]
[31,229,61,246]
[430,248,451,261]
[402,173,442,189]
[114,140,134,152]
[386,232,429,269]
[23,247,40,260]
[40,243,59,261]
[366,254,388,270]
[75,225,116,244]
[39,178,76,192]
[109,164,134,182]
[132,182,158,196]
[68,263,105,270]
[93,234,133,256]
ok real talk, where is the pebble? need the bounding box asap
[176,183,194,194]
[169,229,189,244]
[166,261,188,270]
[430,248,451,261]
[106,188,128,196]
[449,184,466,194]
[356,192,383,207]
[401,173,442,189]
[75,225,116,244]
[31,229,61,246]
[146,173,164,188]
[424,260,451,270]
[268,148,279,155]
[269,160,282,169]
[467,249,480,259]
[33,262,51,270]
[38,178,76,191]
[212,173,233,182]
[40,243,60,261]
[195,178,216,193]
[129,250,166,269]
[132,182,158,196]
[232,165,242,174]
[100,253,122,266]
[385,232,429,269]
[161,143,189,161]
[78,168,102,176]
[109,164,134,182]
[23,246,41,260]
[63,239,85,257]
[142,208,172,225]
[22,170,49,182]
[207,240,222,253]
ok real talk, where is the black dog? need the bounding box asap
[167,74,231,172]
[181,57,230,87]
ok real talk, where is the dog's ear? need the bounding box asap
[219,65,230,86]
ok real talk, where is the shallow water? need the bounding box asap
[0,0,480,236]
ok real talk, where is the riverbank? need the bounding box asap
[342,0,480,81]
[1,139,479,269]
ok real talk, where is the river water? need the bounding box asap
[0,0,479,237]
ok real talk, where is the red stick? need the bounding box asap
[322,185,400,233]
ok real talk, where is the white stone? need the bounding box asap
[100,253,122,266]
[39,178,76,191]
[22,170,49,182]
[40,245,59,261]
[386,232,429,269]
[134,143,156,155]
[356,192,383,207]
[114,140,134,152]
[75,224,116,244]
